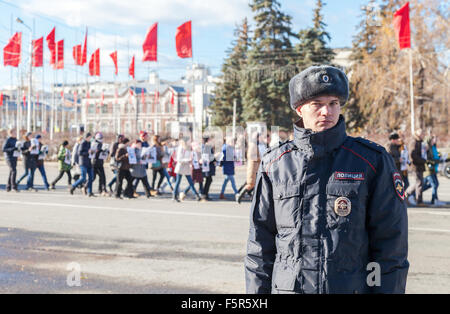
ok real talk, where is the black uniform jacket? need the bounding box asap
[245,116,409,294]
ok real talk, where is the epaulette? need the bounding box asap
[263,139,292,157]
[354,137,385,154]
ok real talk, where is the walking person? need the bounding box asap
[201,137,216,201]
[237,132,261,204]
[180,141,204,200]
[422,135,445,206]
[34,135,50,190]
[16,132,38,191]
[71,136,83,184]
[406,129,427,206]
[399,138,410,190]
[219,138,239,201]
[2,129,20,192]
[172,139,201,202]
[115,138,134,199]
[107,134,124,194]
[162,142,177,194]
[150,135,165,195]
[91,132,108,196]
[388,132,401,171]
[130,140,152,198]
[70,133,95,197]
[246,65,408,294]
[158,140,175,194]
[51,140,72,189]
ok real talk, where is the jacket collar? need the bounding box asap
[293,115,347,158]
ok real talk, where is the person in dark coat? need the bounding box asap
[2,129,19,192]
[387,133,401,171]
[115,138,134,199]
[245,65,409,294]
[219,138,238,200]
[34,134,50,190]
[91,132,107,196]
[16,132,38,191]
[107,134,124,193]
[406,129,427,206]
[70,132,95,197]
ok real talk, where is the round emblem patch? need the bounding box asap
[334,196,352,217]
[322,74,330,83]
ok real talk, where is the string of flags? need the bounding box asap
[2,21,193,76]
[1,21,193,110]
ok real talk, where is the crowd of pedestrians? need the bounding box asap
[387,129,447,207]
[2,128,269,203]
[2,127,447,206]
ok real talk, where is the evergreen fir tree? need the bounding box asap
[295,0,335,69]
[210,19,250,127]
[241,0,298,130]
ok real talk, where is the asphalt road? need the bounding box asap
[0,161,449,294]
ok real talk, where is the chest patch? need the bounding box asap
[334,196,352,217]
[334,171,365,181]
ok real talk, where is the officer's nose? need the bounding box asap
[319,104,331,116]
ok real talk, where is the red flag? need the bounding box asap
[171,91,174,105]
[143,23,157,62]
[73,44,82,65]
[393,2,411,50]
[0,92,3,106]
[56,40,64,69]
[23,94,26,107]
[89,49,100,76]
[32,37,43,67]
[46,27,56,67]
[3,32,22,67]
[81,28,88,65]
[110,51,118,75]
[176,21,192,58]
[129,55,135,79]
[61,91,64,102]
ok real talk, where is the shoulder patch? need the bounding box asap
[393,172,405,201]
[354,137,385,154]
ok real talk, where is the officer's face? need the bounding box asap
[296,96,341,132]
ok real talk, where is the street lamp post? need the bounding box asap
[16,18,33,133]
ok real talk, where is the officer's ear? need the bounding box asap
[295,105,303,118]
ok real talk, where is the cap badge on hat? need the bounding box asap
[334,196,352,217]
[322,74,330,83]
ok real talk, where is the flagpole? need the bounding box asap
[74,28,78,135]
[7,14,12,129]
[16,59,20,134]
[32,18,36,132]
[408,48,415,135]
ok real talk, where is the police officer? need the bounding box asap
[245,65,409,294]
